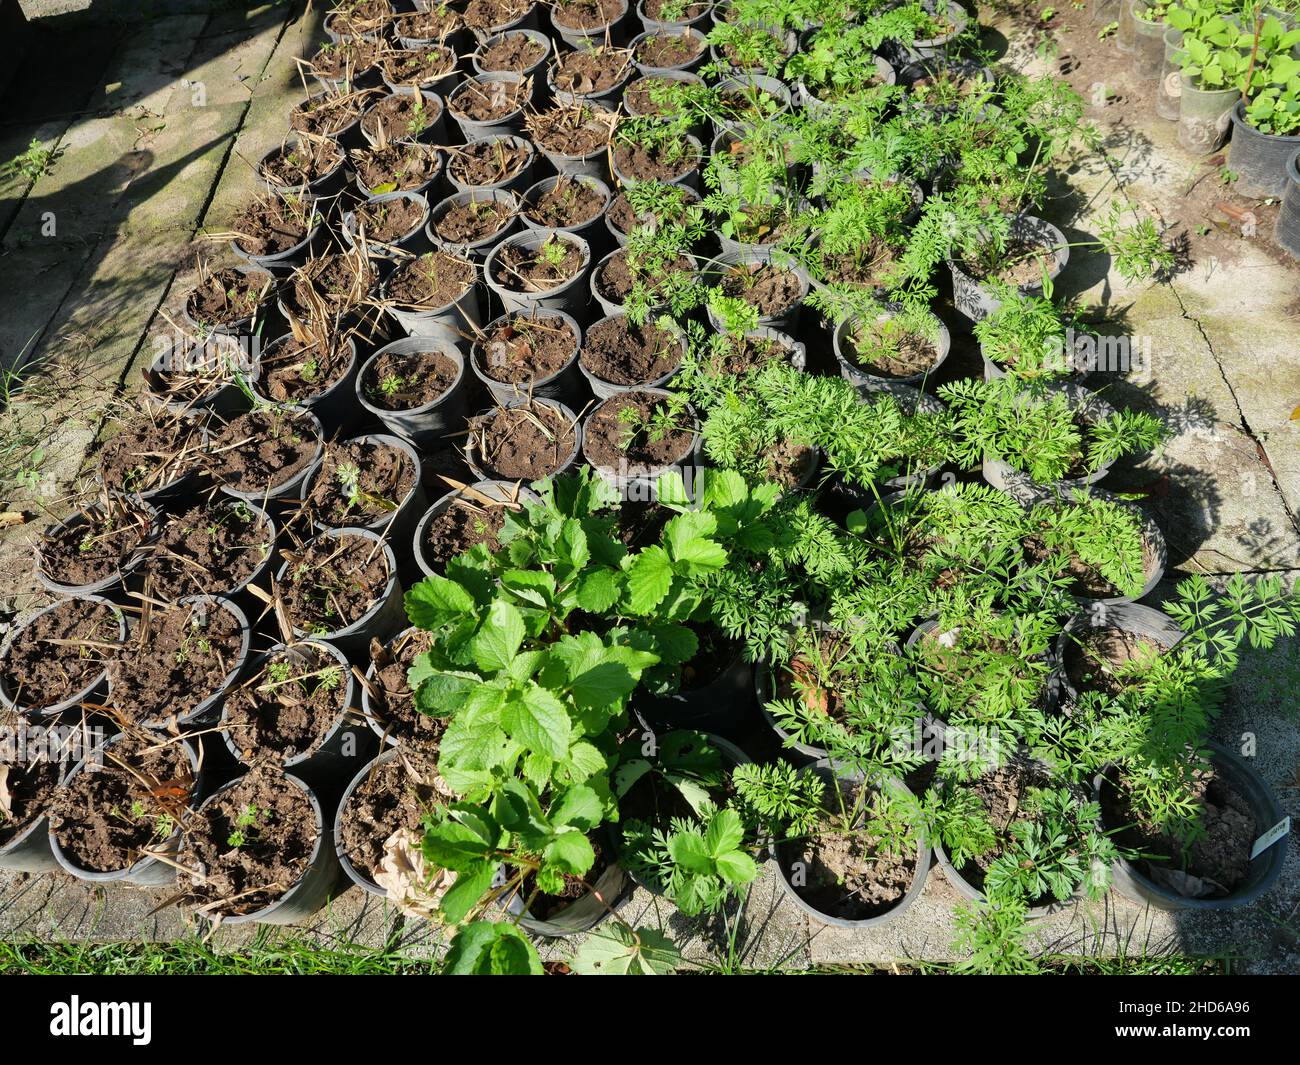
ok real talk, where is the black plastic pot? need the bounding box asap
[302,433,429,555]
[256,139,347,200]
[445,134,536,195]
[48,734,204,886]
[0,784,60,873]
[1097,739,1288,911]
[465,397,583,482]
[186,770,341,926]
[253,333,360,436]
[636,0,711,34]
[547,52,634,108]
[380,250,482,345]
[143,333,256,418]
[215,406,325,506]
[981,382,1118,493]
[519,174,612,254]
[1054,601,1183,706]
[412,479,541,580]
[637,649,755,736]
[578,311,685,398]
[551,0,629,49]
[341,190,432,259]
[381,48,461,98]
[36,502,161,600]
[447,71,534,140]
[1274,148,1300,259]
[503,828,631,936]
[582,387,701,502]
[484,230,593,316]
[273,528,406,657]
[232,209,327,275]
[707,247,810,337]
[0,595,127,719]
[1229,101,1300,199]
[629,27,708,74]
[355,337,470,446]
[427,188,521,264]
[470,307,585,404]
[588,247,695,321]
[472,29,552,81]
[333,748,403,894]
[774,763,932,929]
[610,131,703,192]
[359,88,447,149]
[833,305,951,392]
[947,214,1069,322]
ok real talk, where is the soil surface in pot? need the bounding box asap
[820,237,903,289]
[782,785,918,920]
[960,238,1057,287]
[309,39,384,80]
[451,77,530,121]
[260,140,343,189]
[615,499,672,547]
[476,313,578,383]
[182,765,318,917]
[613,136,699,180]
[99,414,207,497]
[2,598,122,711]
[279,533,392,636]
[478,33,546,71]
[1064,625,1166,696]
[361,347,460,411]
[623,75,693,117]
[554,0,622,28]
[581,316,682,384]
[383,47,457,86]
[433,197,515,245]
[365,630,447,750]
[305,437,418,528]
[1023,529,1157,601]
[643,0,707,17]
[678,625,743,691]
[701,332,795,375]
[422,492,519,571]
[0,753,63,847]
[607,186,698,235]
[340,752,450,882]
[40,505,154,589]
[290,89,378,137]
[231,196,314,257]
[257,333,355,404]
[349,196,426,244]
[524,177,605,228]
[595,248,692,304]
[394,7,461,39]
[209,407,320,496]
[527,105,612,155]
[763,437,816,488]
[553,49,631,94]
[492,236,585,292]
[637,32,704,67]
[448,137,530,188]
[470,402,578,479]
[50,735,194,874]
[108,599,245,725]
[584,391,694,470]
[845,319,939,378]
[386,251,476,311]
[282,253,375,320]
[361,92,441,143]
[137,501,272,602]
[771,632,858,726]
[718,261,802,316]
[224,644,351,764]
[464,0,533,31]
[716,85,785,126]
[353,141,442,193]
[1102,767,1257,894]
[186,268,272,330]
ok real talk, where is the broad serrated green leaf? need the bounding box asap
[501,683,571,759]
[625,545,674,613]
[469,600,526,673]
[405,575,476,629]
[544,827,595,874]
[444,921,542,975]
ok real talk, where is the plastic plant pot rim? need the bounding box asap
[471,29,553,77]
[302,432,427,537]
[35,500,162,598]
[470,307,584,392]
[341,190,431,253]
[356,339,467,421]
[255,139,346,197]
[378,251,480,316]
[578,308,686,392]
[580,386,700,478]
[464,397,584,482]
[518,174,612,232]
[252,333,361,412]
[332,747,406,894]
[425,188,521,254]
[272,527,401,645]
[831,307,952,388]
[411,479,543,581]
[483,229,593,301]
[214,405,325,504]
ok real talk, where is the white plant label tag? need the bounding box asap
[1250,817,1291,860]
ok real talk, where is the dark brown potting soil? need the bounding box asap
[309,39,384,80]
[361,347,460,411]
[260,139,343,189]
[553,49,631,94]
[702,332,794,375]
[339,753,447,881]
[470,402,578,479]
[279,533,392,637]
[49,735,194,874]
[820,237,903,289]
[642,0,706,17]
[451,76,529,121]
[230,196,314,257]
[257,333,355,403]
[99,414,207,497]
[718,261,803,316]
[952,762,1062,903]
[108,598,245,725]
[636,32,704,68]
[40,505,155,589]
[478,33,546,72]
[394,6,461,40]
[846,320,939,378]
[527,105,612,155]
[1064,626,1165,696]
[208,408,320,496]
[365,629,446,751]
[553,0,623,28]
[963,238,1056,287]
[386,251,476,309]
[137,501,272,602]
[223,643,351,764]
[524,177,606,228]
[423,493,514,571]
[583,391,694,470]
[607,186,698,235]
[182,765,318,917]
[595,248,692,304]
[305,438,417,529]
[290,90,377,138]
[491,236,585,292]
[788,803,917,920]
[623,74,692,116]
[763,437,816,488]
[463,0,533,31]
[433,197,515,245]
[1102,767,1257,893]
[186,268,272,329]
[612,137,698,180]
[348,196,426,244]
[383,47,457,87]
[361,92,441,144]
[476,313,577,383]
[0,755,63,846]
[1,598,122,711]
[581,315,681,384]
[352,141,442,193]
[284,251,375,321]
[448,137,530,187]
